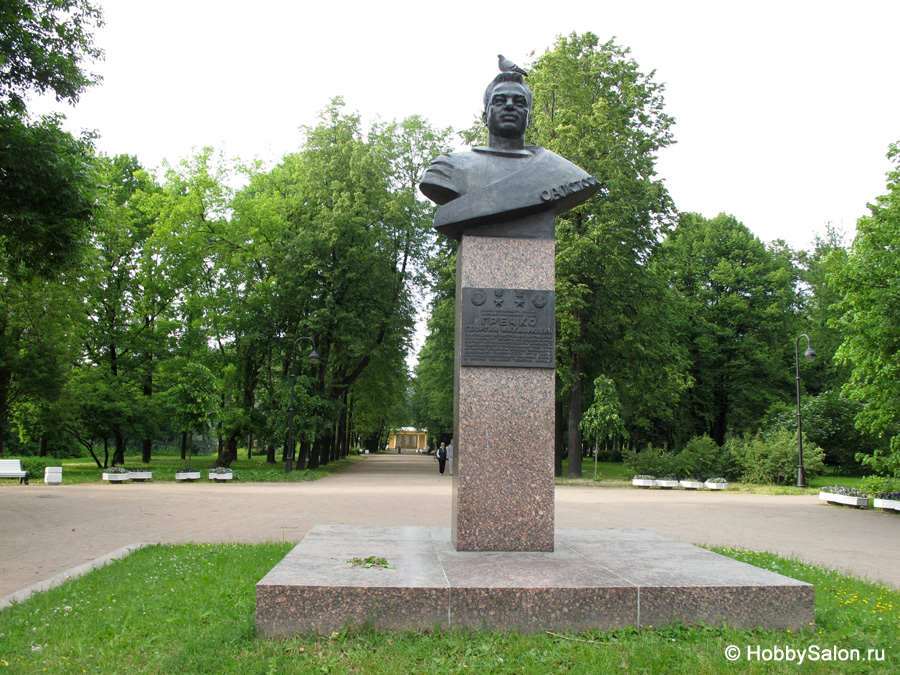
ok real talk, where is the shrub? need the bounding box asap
[622,443,676,477]
[730,428,826,485]
[860,475,900,497]
[764,392,887,474]
[673,435,719,480]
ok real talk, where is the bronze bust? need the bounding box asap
[420,71,601,240]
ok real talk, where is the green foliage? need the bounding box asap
[347,555,395,569]
[657,213,799,446]
[859,474,900,497]
[796,223,853,394]
[579,375,627,450]
[621,443,676,477]
[831,141,900,479]
[0,114,97,278]
[764,391,886,472]
[0,0,104,113]
[728,428,826,485]
[673,435,721,480]
[527,33,686,475]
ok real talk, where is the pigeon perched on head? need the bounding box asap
[498,54,527,76]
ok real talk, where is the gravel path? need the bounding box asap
[2,453,898,602]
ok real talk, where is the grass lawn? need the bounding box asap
[0,543,896,673]
[16,455,359,485]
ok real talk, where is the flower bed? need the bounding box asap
[819,486,869,508]
[209,467,234,482]
[679,478,704,489]
[656,476,679,489]
[873,493,900,513]
[101,467,130,483]
[705,477,729,490]
[128,471,153,482]
[174,469,201,482]
[632,475,656,488]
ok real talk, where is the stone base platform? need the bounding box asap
[256,525,813,636]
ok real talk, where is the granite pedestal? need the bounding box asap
[255,525,814,636]
[452,212,557,551]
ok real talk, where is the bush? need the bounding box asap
[15,456,70,477]
[860,475,900,497]
[622,443,676,477]
[729,428,826,485]
[673,435,719,480]
[764,392,887,473]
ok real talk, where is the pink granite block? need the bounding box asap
[452,226,557,551]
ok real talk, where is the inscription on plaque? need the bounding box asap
[461,287,555,368]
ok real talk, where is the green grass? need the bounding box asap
[15,455,359,485]
[1,544,896,673]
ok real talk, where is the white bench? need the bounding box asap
[44,466,63,485]
[0,459,30,484]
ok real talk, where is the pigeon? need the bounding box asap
[498,54,527,76]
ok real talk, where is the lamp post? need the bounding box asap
[287,337,320,474]
[795,334,816,488]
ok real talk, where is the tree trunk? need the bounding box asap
[216,434,238,467]
[247,432,253,460]
[112,431,125,466]
[555,376,564,477]
[39,437,48,457]
[297,440,310,472]
[181,431,187,460]
[266,443,276,463]
[567,354,584,478]
[141,438,152,463]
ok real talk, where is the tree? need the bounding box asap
[161,360,218,468]
[579,375,627,466]
[831,141,900,478]
[0,0,103,451]
[527,32,684,476]
[1,0,103,279]
[410,244,456,442]
[796,223,852,395]
[0,0,104,114]
[657,213,799,445]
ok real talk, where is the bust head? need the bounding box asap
[482,73,532,149]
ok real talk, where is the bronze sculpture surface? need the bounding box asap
[419,71,600,240]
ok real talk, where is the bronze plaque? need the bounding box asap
[460,288,555,368]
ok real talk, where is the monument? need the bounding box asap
[419,70,600,551]
[255,60,815,636]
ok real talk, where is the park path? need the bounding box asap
[2,452,898,602]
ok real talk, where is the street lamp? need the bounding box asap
[795,334,816,488]
[287,337,320,474]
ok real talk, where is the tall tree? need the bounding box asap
[831,141,900,478]
[527,32,684,476]
[0,0,103,452]
[658,212,798,445]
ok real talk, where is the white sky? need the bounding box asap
[36,0,899,251]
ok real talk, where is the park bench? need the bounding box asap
[0,459,30,484]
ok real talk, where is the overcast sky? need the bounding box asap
[37,0,899,251]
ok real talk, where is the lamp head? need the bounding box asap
[308,350,320,366]
[804,347,817,361]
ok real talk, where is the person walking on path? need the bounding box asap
[447,439,454,475]
[437,442,448,476]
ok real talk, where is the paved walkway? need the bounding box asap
[2,453,898,602]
